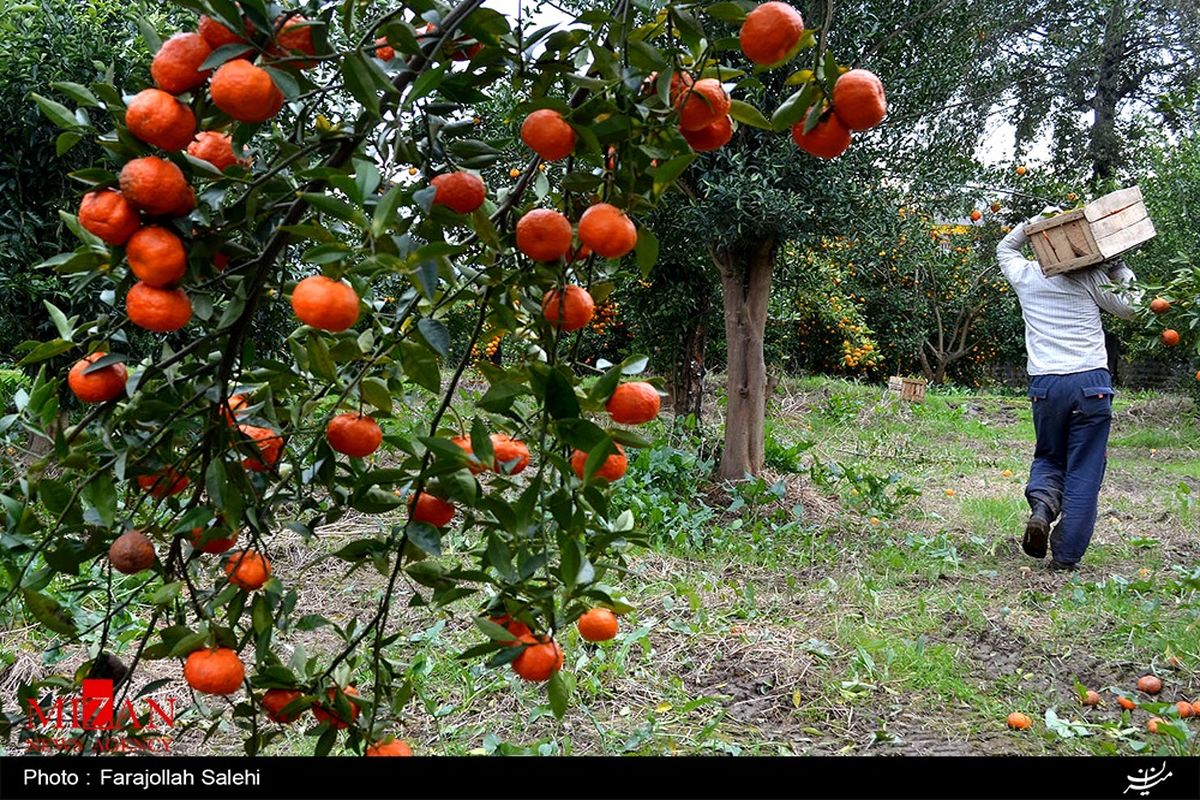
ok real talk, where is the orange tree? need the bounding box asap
[0,0,879,754]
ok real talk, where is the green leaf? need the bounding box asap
[652,153,696,196]
[729,99,772,130]
[360,377,392,414]
[634,227,659,278]
[771,84,820,131]
[23,589,77,636]
[306,332,338,382]
[31,93,81,130]
[55,131,83,157]
[18,338,73,366]
[341,52,382,116]
[705,2,749,23]
[406,521,443,556]
[544,367,581,420]
[43,301,73,342]
[417,318,450,359]
[199,44,252,71]
[150,582,183,606]
[135,16,162,51]
[81,472,117,527]
[371,185,404,237]
[399,341,441,394]
[548,670,573,719]
[299,193,367,227]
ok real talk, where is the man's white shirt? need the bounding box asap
[996,221,1141,377]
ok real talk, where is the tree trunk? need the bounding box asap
[1089,0,1127,188]
[715,239,776,480]
[672,292,709,421]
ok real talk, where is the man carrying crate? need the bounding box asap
[996,214,1142,571]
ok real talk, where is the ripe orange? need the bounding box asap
[570,443,627,482]
[1160,329,1180,347]
[78,189,141,245]
[450,436,485,474]
[198,14,254,55]
[1137,675,1163,694]
[222,393,249,425]
[136,468,190,498]
[326,412,383,458]
[739,2,805,67]
[410,492,455,527]
[577,608,619,642]
[1006,712,1031,730]
[313,686,360,729]
[187,131,243,171]
[224,549,272,590]
[1147,717,1164,734]
[238,424,283,471]
[606,382,661,424]
[578,203,637,259]
[490,433,530,474]
[271,15,317,68]
[190,525,238,554]
[490,614,532,645]
[969,210,982,222]
[1149,297,1170,314]
[184,647,245,695]
[431,171,486,214]
[681,115,733,152]
[1193,701,1200,716]
[119,156,195,217]
[791,111,852,159]
[1117,695,1137,710]
[511,635,564,682]
[126,226,187,287]
[291,275,360,331]
[68,352,127,403]
[567,243,592,262]
[374,36,394,62]
[109,530,156,574]
[210,59,284,123]
[515,208,573,261]
[831,69,887,131]
[676,78,730,131]
[542,285,595,331]
[151,32,213,95]
[126,282,192,332]
[1016,165,1027,175]
[1176,701,1194,718]
[1082,690,1101,706]
[125,89,197,152]
[520,109,576,161]
[261,688,304,723]
[367,739,413,756]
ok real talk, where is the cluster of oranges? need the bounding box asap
[590,298,620,337]
[1148,297,1184,354]
[470,334,504,361]
[1009,673,1200,735]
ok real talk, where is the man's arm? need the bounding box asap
[1089,259,1142,320]
[996,222,1034,283]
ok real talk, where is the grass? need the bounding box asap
[4,375,1199,757]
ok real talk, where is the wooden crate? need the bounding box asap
[1023,185,1156,276]
[887,376,926,403]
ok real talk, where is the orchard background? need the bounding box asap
[0,0,1198,757]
